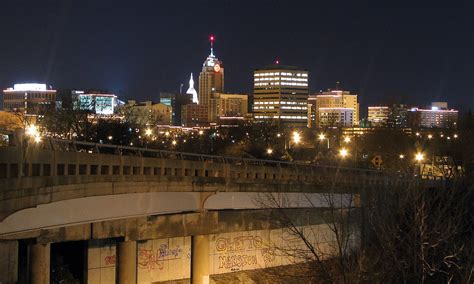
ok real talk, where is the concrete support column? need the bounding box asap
[29,243,50,284]
[117,240,137,284]
[0,241,18,284]
[191,235,210,284]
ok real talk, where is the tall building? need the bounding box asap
[3,83,56,116]
[387,104,409,128]
[125,100,172,125]
[314,90,359,127]
[307,95,317,128]
[253,64,309,127]
[160,92,192,126]
[368,105,390,127]
[209,93,248,122]
[198,36,224,108]
[409,102,458,129]
[181,104,208,127]
[186,73,199,104]
[75,91,117,115]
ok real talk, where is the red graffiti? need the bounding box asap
[104,255,116,265]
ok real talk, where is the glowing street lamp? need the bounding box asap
[266,148,273,155]
[343,137,351,143]
[339,148,349,158]
[26,125,38,137]
[172,140,177,146]
[145,128,153,136]
[399,154,405,159]
[292,131,301,144]
[198,130,204,135]
[453,134,458,139]
[318,133,329,149]
[34,136,42,143]
[415,152,424,162]
[427,134,433,139]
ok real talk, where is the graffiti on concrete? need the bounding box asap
[216,236,263,252]
[218,254,258,271]
[138,243,187,272]
[213,234,278,272]
[104,255,116,265]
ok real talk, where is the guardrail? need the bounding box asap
[0,137,425,191]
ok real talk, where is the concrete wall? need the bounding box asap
[88,239,116,284]
[137,237,191,283]
[208,224,352,275]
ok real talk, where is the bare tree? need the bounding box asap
[254,171,474,283]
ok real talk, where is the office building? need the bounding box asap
[409,102,458,128]
[368,106,390,127]
[3,83,56,116]
[199,36,224,108]
[209,93,248,122]
[253,64,309,127]
[75,91,117,115]
[386,104,409,128]
[314,90,359,127]
[181,104,208,127]
[125,100,172,125]
[160,92,192,126]
[307,95,317,128]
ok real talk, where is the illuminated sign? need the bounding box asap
[214,64,221,73]
[13,83,47,91]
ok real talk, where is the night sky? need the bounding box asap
[0,0,472,115]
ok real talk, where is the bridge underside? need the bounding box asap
[0,206,355,284]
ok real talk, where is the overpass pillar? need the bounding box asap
[191,235,210,284]
[29,242,50,284]
[0,241,18,283]
[117,240,137,284]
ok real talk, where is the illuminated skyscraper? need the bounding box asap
[198,36,224,108]
[3,83,56,116]
[253,64,309,127]
[315,90,359,127]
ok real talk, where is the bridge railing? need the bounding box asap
[0,137,420,191]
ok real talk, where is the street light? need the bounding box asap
[172,140,177,146]
[399,154,405,159]
[453,134,458,139]
[26,125,39,137]
[292,131,301,144]
[266,148,273,155]
[415,152,424,162]
[145,128,153,136]
[339,148,349,158]
[198,130,204,135]
[343,137,351,143]
[427,134,433,139]
[318,133,329,149]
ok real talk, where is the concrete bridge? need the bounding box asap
[0,136,425,283]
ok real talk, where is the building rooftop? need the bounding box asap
[255,64,307,71]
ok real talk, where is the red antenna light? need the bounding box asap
[275,59,280,64]
[210,35,215,41]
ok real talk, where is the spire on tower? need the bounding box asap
[209,35,215,57]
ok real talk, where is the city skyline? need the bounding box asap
[0,0,472,115]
